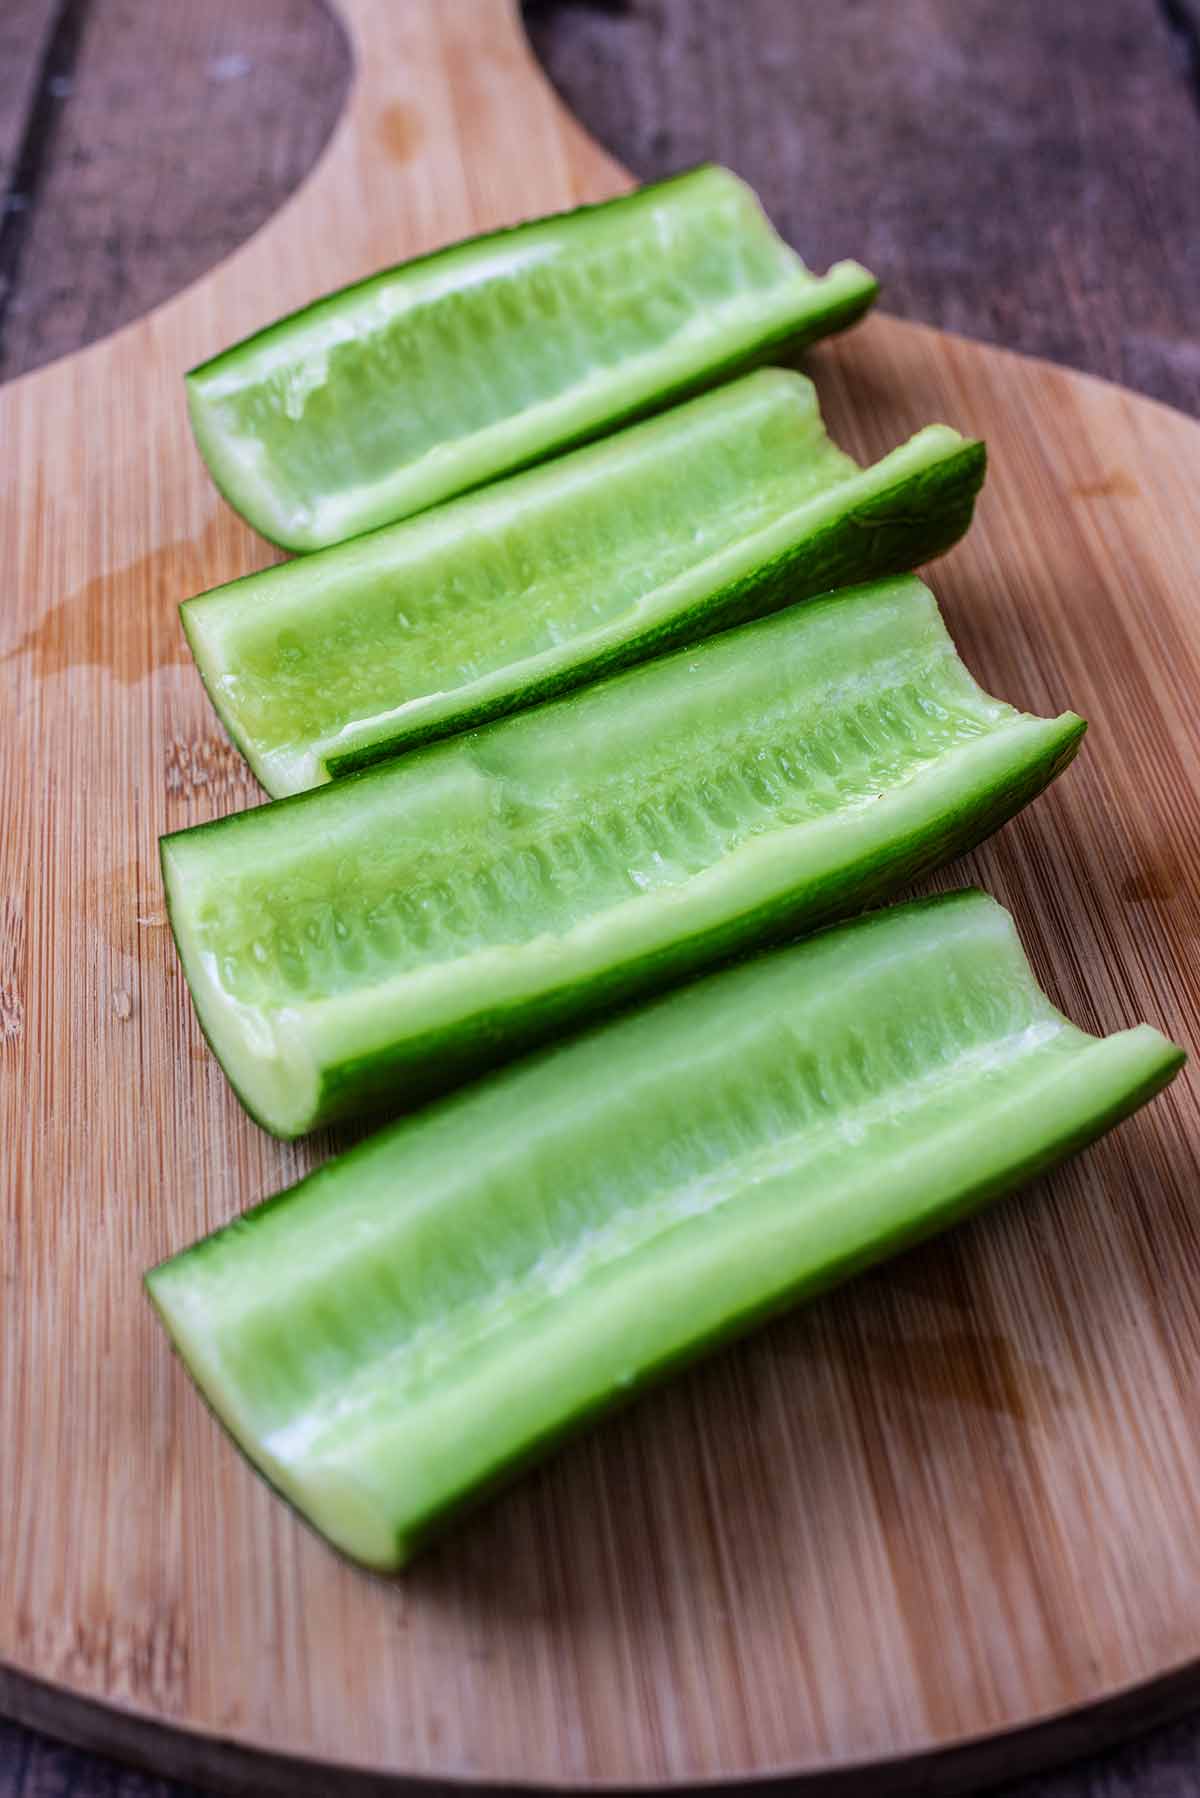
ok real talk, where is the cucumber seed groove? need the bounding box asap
[183,370,983,797]
[148,892,1183,1570]
[186,166,878,550]
[162,577,1084,1138]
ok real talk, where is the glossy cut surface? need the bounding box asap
[182,370,984,796]
[185,165,877,549]
[147,891,1184,1570]
[161,577,1084,1137]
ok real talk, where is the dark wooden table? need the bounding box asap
[2,1,1199,1793]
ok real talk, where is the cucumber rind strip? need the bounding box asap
[185,166,879,550]
[320,432,983,782]
[162,578,1085,1139]
[188,266,876,553]
[181,367,985,799]
[159,575,1086,1136]
[146,890,1184,1569]
[187,167,840,391]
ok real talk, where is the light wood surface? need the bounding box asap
[3,1,1200,1790]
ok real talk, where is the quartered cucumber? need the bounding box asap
[185,166,878,551]
[146,890,1184,1569]
[161,576,1084,1139]
[182,369,985,797]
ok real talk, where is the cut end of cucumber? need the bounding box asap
[160,837,320,1137]
[146,1262,401,1567]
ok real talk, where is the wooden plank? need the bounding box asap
[0,1716,192,1798]
[3,3,1200,1797]
[0,0,57,191]
[1167,0,1200,41]
[0,0,350,380]
[528,0,1200,415]
[0,0,64,346]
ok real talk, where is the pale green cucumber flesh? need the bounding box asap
[181,368,986,798]
[146,889,1185,1570]
[185,165,878,551]
[161,576,1084,1139]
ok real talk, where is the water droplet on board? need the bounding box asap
[208,52,252,83]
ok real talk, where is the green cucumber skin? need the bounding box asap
[311,712,1083,1131]
[161,718,1084,1142]
[322,439,987,782]
[185,165,879,552]
[187,274,878,558]
[146,890,1185,1569]
[395,1012,1182,1568]
[161,578,1086,1139]
[389,1027,1182,1570]
[186,167,859,387]
[181,363,983,799]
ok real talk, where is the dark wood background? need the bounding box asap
[2,0,1199,1792]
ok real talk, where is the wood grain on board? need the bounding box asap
[2,1,1200,1795]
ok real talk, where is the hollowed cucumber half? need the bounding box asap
[185,165,878,551]
[182,369,984,796]
[161,575,1085,1138]
[147,890,1183,1570]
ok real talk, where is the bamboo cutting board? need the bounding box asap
[3,2,1200,1791]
